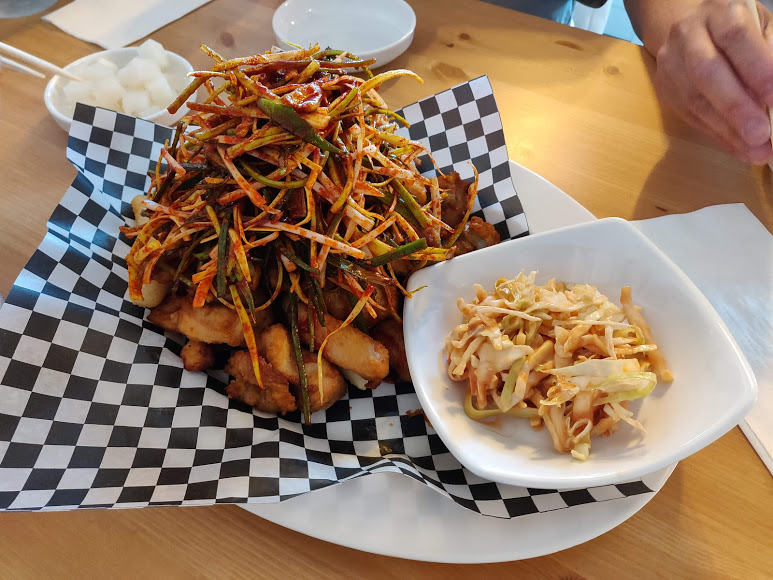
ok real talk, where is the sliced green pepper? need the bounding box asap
[256,97,341,154]
[363,238,428,267]
[289,293,311,424]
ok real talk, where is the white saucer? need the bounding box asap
[272,0,416,69]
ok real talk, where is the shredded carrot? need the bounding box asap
[193,273,215,307]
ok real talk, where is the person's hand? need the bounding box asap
[654,0,773,164]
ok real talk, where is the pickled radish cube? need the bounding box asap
[121,90,151,117]
[145,75,175,107]
[76,58,118,82]
[139,105,161,118]
[92,78,126,111]
[94,95,122,112]
[169,74,189,93]
[117,57,161,89]
[137,39,169,69]
[62,81,93,115]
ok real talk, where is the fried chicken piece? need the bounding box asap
[323,285,397,328]
[302,350,348,412]
[148,293,273,347]
[297,304,390,381]
[225,351,296,414]
[146,293,186,332]
[322,287,354,321]
[371,319,411,382]
[256,324,347,412]
[450,216,501,256]
[180,340,215,372]
[439,172,470,229]
[177,298,246,347]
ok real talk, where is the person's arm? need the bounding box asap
[624,0,704,55]
[624,0,773,165]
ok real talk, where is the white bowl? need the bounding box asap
[44,47,195,134]
[403,218,757,489]
[272,0,416,69]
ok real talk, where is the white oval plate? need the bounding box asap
[272,0,416,68]
[242,161,678,562]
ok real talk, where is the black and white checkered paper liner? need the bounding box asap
[0,76,655,516]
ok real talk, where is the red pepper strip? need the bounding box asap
[230,286,263,388]
[192,266,216,284]
[193,272,215,307]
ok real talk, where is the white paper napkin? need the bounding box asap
[633,204,773,475]
[43,0,211,50]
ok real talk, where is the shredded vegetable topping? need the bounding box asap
[445,271,673,460]
[122,44,482,424]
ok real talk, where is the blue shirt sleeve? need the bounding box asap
[480,0,576,25]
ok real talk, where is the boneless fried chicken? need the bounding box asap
[124,45,501,423]
[449,217,501,257]
[180,340,215,372]
[255,324,347,412]
[225,351,297,414]
[297,304,390,382]
[371,319,410,383]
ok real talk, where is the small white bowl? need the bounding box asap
[403,218,757,489]
[44,47,195,134]
[272,0,416,69]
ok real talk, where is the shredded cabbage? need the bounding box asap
[596,372,657,403]
[546,358,640,379]
[446,270,670,461]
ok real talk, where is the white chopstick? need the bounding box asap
[0,41,81,81]
[0,55,45,79]
[744,0,773,153]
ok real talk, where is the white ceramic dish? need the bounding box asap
[403,218,757,489]
[244,161,677,563]
[272,0,416,68]
[44,47,194,133]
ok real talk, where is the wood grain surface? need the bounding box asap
[0,1,771,578]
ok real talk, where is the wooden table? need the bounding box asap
[0,1,771,578]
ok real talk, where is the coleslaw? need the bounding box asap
[445,271,673,460]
